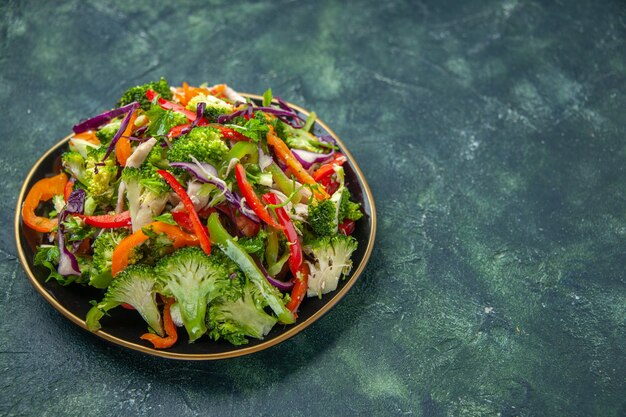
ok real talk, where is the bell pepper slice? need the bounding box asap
[312,153,347,182]
[79,211,132,228]
[140,296,178,349]
[235,163,282,230]
[262,192,302,277]
[146,89,198,121]
[111,221,198,276]
[285,263,309,315]
[22,172,68,233]
[266,126,329,200]
[73,130,100,145]
[338,219,356,236]
[214,125,250,142]
[157,170,211,256]
[63,179,75,202]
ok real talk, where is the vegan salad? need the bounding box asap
[22,78,363,348]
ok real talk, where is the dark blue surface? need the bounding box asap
[1,0,625,416]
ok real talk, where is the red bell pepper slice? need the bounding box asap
[312,153,347,182]
[157,170,211,255]
[338,219,356,236]
[214,125,250,142]
[80,211,132,228]
[285,263,309,315]
[146,89,198,121]
[262,192,302,277]
[171,210,209,235]
[235,163,283,230]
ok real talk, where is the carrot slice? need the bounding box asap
[22,172,68,233]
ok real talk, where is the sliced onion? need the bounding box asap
[72,102,139,134]
[291,148,334,169]
[102,102,140,161]
[254,258,294,291]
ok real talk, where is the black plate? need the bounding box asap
[14,95,376,360]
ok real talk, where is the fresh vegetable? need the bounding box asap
[155,247,228,342]
[24,81,363,349]
[86,265,164,335]
[157,170,212,255]
[207,213,295,324]
[305,235,358,297]
[22,172,68,232]
[262,192,302,277]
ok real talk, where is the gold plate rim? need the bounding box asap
[14,94,377,360]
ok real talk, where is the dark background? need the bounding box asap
[1,0,625,416]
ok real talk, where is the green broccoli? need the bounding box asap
[61,151,88,184]
[145,142,170,169]
[85,265,164,336]
[117,77,172,110]
[95,119,122,144]
[84,147,119,205]
[308,198,338,237]
[167,126,228,166]
[208,276,278,345]
[155,247,230,342]
[61,147,119,206]
[121,165,170,232]
[90,229,130,288]
[186,93,232,117]
[339,189,363,222]
[304,235,358,298]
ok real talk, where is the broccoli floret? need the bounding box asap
[121,165,170,232]
[280,121,335,153]
[146,106,188,137]
[85,265,164,336]
[117,77,172,110]
[208,276,278,345]
[84,146,120,205]
[167,126,228,166]
[186,93,232,114]
[308,198,338,237]
[305,235,358,297]
[61,151,88,184]
[339,190,363,222]
[90,229,130,288]
[95,119,122,144]
[155,247,230,342]
[145,142,170,169]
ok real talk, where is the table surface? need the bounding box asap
[2,0,625,416]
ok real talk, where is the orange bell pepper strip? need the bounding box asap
[110,221,199,276]
[140,296,178,349]
[115,111,137,166]
[266,127,329,200]
[63,179,75,202]
[72,130,101,145]
[22,172,68,233]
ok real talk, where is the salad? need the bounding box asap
[22,78,363,349]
